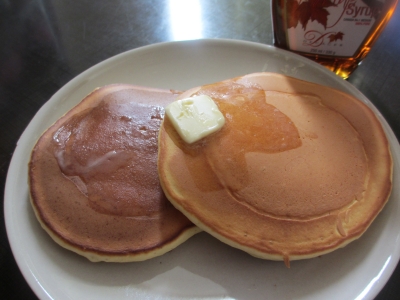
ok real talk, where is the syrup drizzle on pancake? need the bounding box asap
[195,82,302,193]
[52,92,170,218]
[163,80,368,221]
[164,82,302,191]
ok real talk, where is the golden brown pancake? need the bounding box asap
[29,84,200,262]
[158,72,392,266]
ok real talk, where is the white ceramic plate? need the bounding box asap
[5,39,400,300]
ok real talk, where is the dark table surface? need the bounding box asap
[1,0,399,299]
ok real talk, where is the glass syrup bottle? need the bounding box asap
[272,0,399,79]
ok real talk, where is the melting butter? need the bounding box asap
[165,95,225,144]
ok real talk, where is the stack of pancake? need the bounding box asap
[29,73,392,265]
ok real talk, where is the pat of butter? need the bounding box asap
[165,95,225,144]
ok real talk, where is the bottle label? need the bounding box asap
[284,0,383,57]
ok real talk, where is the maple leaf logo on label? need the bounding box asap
[287,0,337,29]
[287,0,301,28]
[328,31,344,43]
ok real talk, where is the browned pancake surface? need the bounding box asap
[29,84,200,262]
[158,73,392,264]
